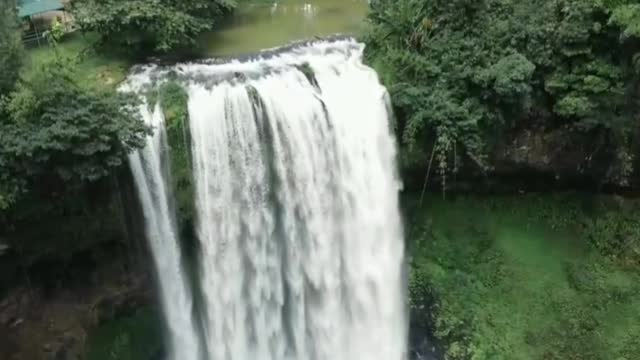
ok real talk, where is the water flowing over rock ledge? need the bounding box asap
[122,37,367,91]
[127,38,408,360]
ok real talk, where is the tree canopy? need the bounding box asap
[72,0,237,52]
[365,0,640,182]
[0,21,150,210]
[2,58,150,185]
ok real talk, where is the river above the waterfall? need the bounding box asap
[198,0,368,57]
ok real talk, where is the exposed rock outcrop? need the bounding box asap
[0,259,152,360]
[403,124,637,194]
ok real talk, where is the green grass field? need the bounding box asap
[25,32,130,89]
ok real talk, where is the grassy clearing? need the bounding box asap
[407,193,640,359]
[25,32,131,89]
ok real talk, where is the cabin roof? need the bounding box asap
[18,0,64,18]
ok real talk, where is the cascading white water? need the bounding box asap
[127,39,406,360]
[127,104,202,360]
[189,40,406,360]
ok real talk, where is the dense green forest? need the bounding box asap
[1,0,640,359]
[366,0,640,189]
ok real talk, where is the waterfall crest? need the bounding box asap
[127,39,406,360]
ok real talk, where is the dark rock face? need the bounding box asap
[149,347,166,360]
[408,309,444,360]
[48,332,78,360]
[93,286,151,324]
[0,259,153,360]
[403,124,637,194]
[492,125,632,189]
[409,335,442,360]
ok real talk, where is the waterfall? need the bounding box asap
[127,39,406,360]
[128,104,203,360]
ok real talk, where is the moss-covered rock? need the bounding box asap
[147,80,195,244]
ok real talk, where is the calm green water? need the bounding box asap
[199,0,368,57]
